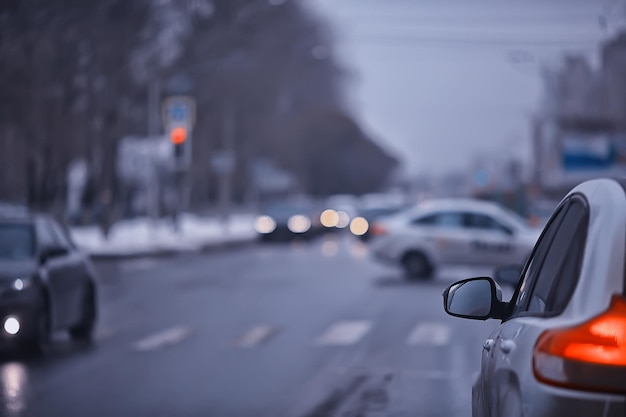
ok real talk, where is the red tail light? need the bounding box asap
[533,295,626,393]
[369,222,387,236]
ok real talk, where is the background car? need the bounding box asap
[368,198,541,280]
[0,209,97,353]
[350,201,411,241]
[254,200,324,242]
[443,178,626,417]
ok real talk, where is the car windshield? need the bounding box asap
[0,223,35,260]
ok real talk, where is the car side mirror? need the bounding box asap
[40,246,69,263]
[442,277,505,320]
[494,265,522,287]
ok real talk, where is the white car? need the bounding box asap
[368,198,540,279]
[443,178,626,417]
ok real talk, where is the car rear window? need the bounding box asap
[0,222,35,260]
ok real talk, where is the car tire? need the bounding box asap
[402,251,434,280]
[69,285,96,343]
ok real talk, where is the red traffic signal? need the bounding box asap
[169,127,188,145]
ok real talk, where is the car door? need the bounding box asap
[409,211,471,265]
[479,196,589,417]
[36,218,81,328]
[464,212,519,266]
[47,218,86,325]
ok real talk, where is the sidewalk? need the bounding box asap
[69,213,257,259]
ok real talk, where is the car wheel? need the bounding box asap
[402,251,433,280]
[69,285,96,342]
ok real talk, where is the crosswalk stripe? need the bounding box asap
[317,320,371,346]
[407,322,451,346]
[236,325,278,348]
[133,326,192,352]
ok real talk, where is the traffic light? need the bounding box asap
[169,126,188,145]
[170,126,187,160]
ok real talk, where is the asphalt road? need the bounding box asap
[0,234,504,417]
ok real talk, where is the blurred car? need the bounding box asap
[0,210,97,353]
[319,195,358,231]
[369,198,541,280]
[349,203,410,241]
[254,201,323,242]
[527,199,560,228]
[442,178,626,417]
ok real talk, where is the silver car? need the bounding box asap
[443,178,626,417]
[368,198,540,280]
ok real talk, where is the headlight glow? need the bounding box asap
[288,215,311,233]
[12,278,29,291]
[320,209,339,228]
[350,217,369,236]
[3,317,20,335]
[255,215,277,234]
[336,211,351,229]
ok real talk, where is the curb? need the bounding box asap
[87,236,258,261]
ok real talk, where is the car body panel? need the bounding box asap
[369,199,540,271]
[457,178,626,417]
[0,213,96,346]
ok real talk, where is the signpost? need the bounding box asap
[162,95,196,167]
[162,95,196,230]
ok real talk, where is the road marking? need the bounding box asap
[236,325,278,348]
[407,322,451,346]
[317,321,371,346]
[133,326,192,352]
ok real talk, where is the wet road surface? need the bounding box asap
[0,234,501,417]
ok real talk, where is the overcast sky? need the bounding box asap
[308,0,625,177]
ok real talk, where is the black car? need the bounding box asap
[0,210,97,353]
[254,201,324,242]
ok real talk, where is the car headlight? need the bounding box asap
[12,277,33,292]
[287,215,311,233]
[255,215,277,234]
[320,209,339,227]
[349,217,369,236]
[336,211,351,229]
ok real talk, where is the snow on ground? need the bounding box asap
[70,213,257,257]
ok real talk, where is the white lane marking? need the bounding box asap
[133,326,192,352]
[407,322,451,346]
[236,325,278,348]
[119,258,161,272]
[317,321,371,346]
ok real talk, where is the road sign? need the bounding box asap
[162,96,196,130]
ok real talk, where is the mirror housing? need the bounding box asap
[494,265,522,287]
[40,246,69,263]
[442,277,506,320]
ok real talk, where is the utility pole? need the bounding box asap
[147,78,161,222]
[162,93,196,231]
[216,100,236,228]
